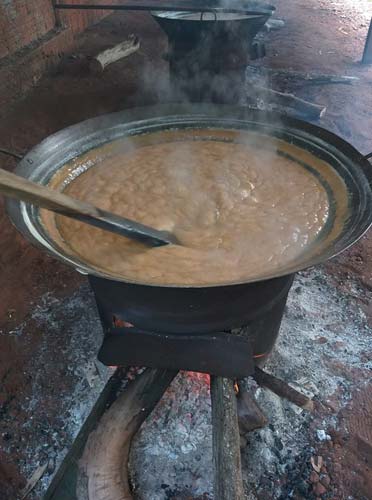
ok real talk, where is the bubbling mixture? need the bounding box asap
[51,132,330,286]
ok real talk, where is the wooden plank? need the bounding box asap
[210,377,244,500]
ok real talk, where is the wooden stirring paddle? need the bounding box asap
[0,168,178,247]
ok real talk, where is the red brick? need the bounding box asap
[0,0,55,58]
[0,28,74,109]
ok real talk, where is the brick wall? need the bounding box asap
[57,0,113,35]
[0,0,56,59]
[0,0,125,109]
[0,0,124,61]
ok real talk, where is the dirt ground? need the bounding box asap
[0,0,372,499]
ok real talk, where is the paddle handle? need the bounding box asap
[0,168,176,247]
[0,167,100,217]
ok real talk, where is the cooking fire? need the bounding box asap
[0,1,372,500]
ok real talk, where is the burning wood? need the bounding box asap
[77,368,177,500]
[75,367,312,500]
[77,371,246,500]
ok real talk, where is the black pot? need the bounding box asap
[151,7,273,52]
[151,7,273,102]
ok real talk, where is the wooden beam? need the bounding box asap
[210,377,244,500]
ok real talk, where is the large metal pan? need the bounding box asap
[6,104,372,334]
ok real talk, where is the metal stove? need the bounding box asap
[90,273,294,378]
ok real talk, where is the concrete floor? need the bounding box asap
[0,1,372,499]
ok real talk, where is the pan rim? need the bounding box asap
[6,104,372,289]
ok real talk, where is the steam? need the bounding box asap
[135,5,288,256]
